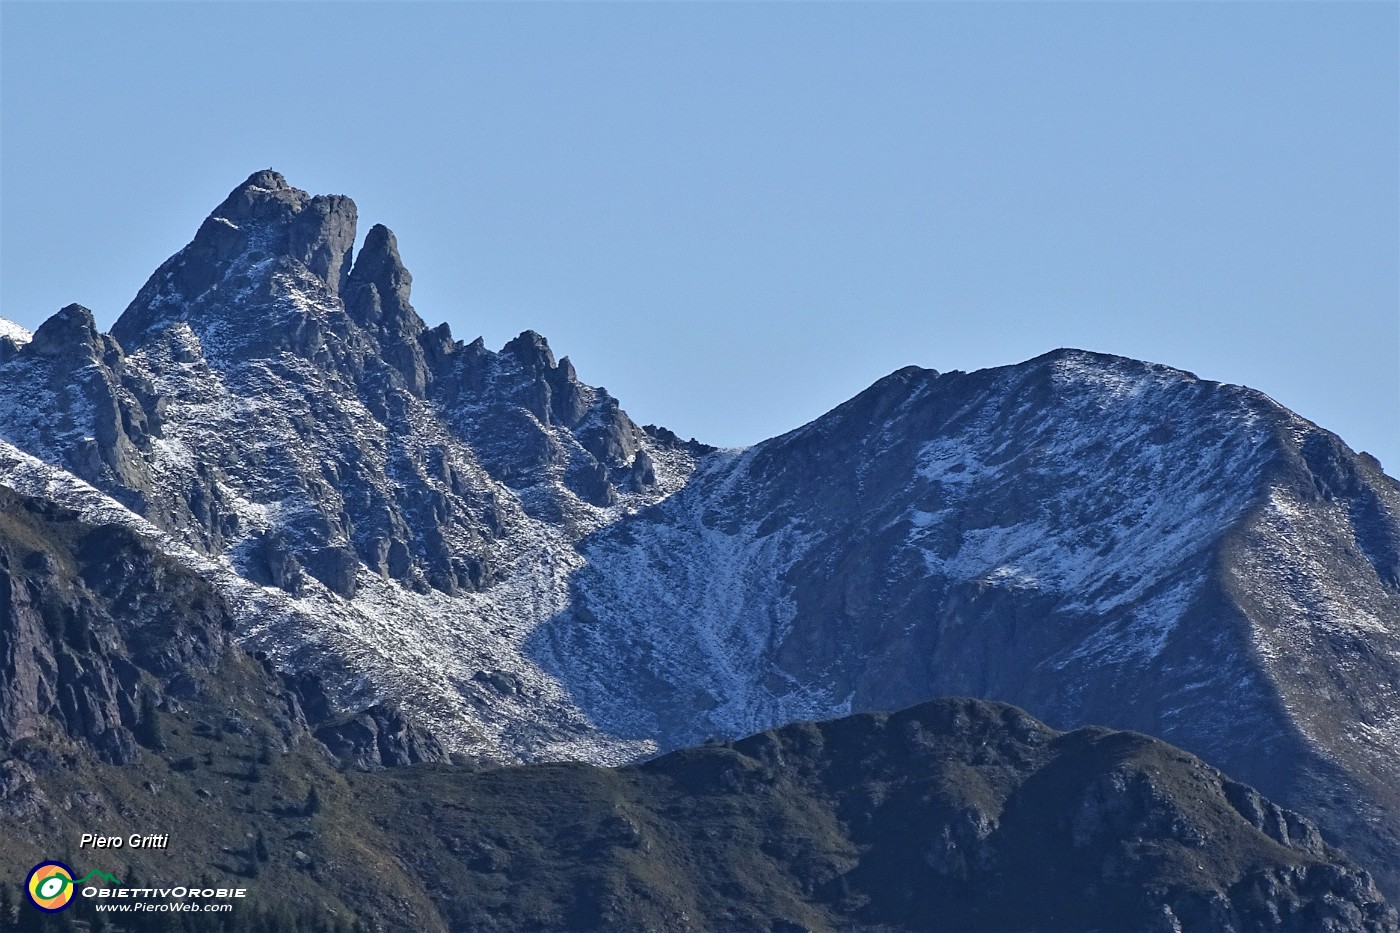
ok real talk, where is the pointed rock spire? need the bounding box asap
[345,225,417,332]
[345,224,432,395]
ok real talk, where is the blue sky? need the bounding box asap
[3,2,1396,468]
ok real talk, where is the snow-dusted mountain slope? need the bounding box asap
[531,349,1400,891]
[0,172,698,764]
[1,170,1397,894]
[0,318,31,347]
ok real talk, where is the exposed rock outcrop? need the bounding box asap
[0,481,447,772]
[313,702,450,770]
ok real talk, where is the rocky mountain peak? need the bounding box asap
[501,329,557,371]
[195,169,358,295]
[213,168,305,220]
[239,167,291,190]
[112,171,358,350]
[26,303,108,362]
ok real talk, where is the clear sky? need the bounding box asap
[3,2,1397,469]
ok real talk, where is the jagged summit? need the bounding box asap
[2,169,694,593]
[501,329,555,366]
[103,173,599,410]
[111,170,359,350]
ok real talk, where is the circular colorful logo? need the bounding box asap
[25,861,75,912]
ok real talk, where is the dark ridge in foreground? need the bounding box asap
[388,702,1397,933]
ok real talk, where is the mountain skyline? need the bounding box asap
[4,3,1396,470]
[3,3,1395,926]
[2,169,1398,905]
[4,248,1394,478]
